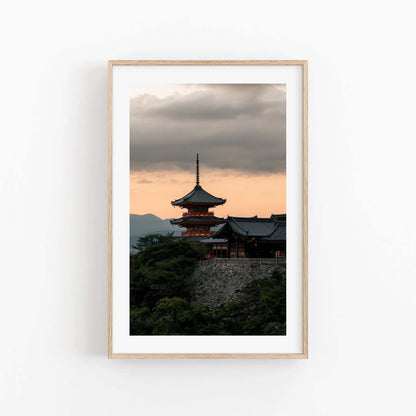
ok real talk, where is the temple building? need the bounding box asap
[170,154,226,237]
[207,215,286,258]
[170,155,286,260]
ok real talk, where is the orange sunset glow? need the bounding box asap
[130,168,286,219]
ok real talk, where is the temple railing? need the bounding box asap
[182,230,214,237]
[182,212,214,217]
[198,257,286,266]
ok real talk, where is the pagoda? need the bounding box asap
[170,154,226,237]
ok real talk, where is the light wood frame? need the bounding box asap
[108,60,308,359]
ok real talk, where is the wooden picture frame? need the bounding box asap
[108,60,308,358]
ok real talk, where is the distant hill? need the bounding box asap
[130,214,181,253]
[130,213,181,237]
[129,213,223,254]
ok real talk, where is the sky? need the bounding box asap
[130,84,286,219]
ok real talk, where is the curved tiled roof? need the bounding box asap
[212,215,286,241]
[264,222,286,241]
[171,185,226,206]
[270,214,286,222]
[228,217,276,237]
[170,216,226,225]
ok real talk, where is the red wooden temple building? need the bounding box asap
[170,154,226,238]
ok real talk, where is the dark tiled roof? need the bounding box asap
[171,185,226,206]
[263,222,286,241]
[270,214,286,222]
[170,216,225,225]
[199,238,228,244]
[178,236,225,243]
[179,236,208,242]
[212,215,286,240]
[228,217,275,237]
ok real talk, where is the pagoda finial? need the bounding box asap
[196,153,200,186]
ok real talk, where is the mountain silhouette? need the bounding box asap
[129,213,223,254]
[130,214,181,253]
[130,213,181,236]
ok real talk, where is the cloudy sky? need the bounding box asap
[130,84,286,219]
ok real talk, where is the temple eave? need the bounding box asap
[171,200,226,207]
[170,218,226,226]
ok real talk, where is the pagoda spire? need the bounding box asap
[171,154,226,238]
[196,153,200,186]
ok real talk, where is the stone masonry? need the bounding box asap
[191,259,285,310]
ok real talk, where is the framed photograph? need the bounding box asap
[108,60,308,358]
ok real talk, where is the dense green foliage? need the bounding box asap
[132,232,175,252]
[216,268,286,335]
[130,234,286,335]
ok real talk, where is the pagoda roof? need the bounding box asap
[170,216,226,225]
[171,185,226,206]
[199,237,228,244]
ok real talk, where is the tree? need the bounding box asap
[132,232,175,252]
[152,297,222,335]
[217,268,286,335]
[130,306,153,335]
[130,239,207,311]
[130,236,286,336]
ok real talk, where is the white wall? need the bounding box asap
[1,1,415,415]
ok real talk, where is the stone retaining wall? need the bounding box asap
[191,261,284,310]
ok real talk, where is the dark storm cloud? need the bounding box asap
[130,84,286,174]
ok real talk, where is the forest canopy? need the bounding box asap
[130,235,286,335]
